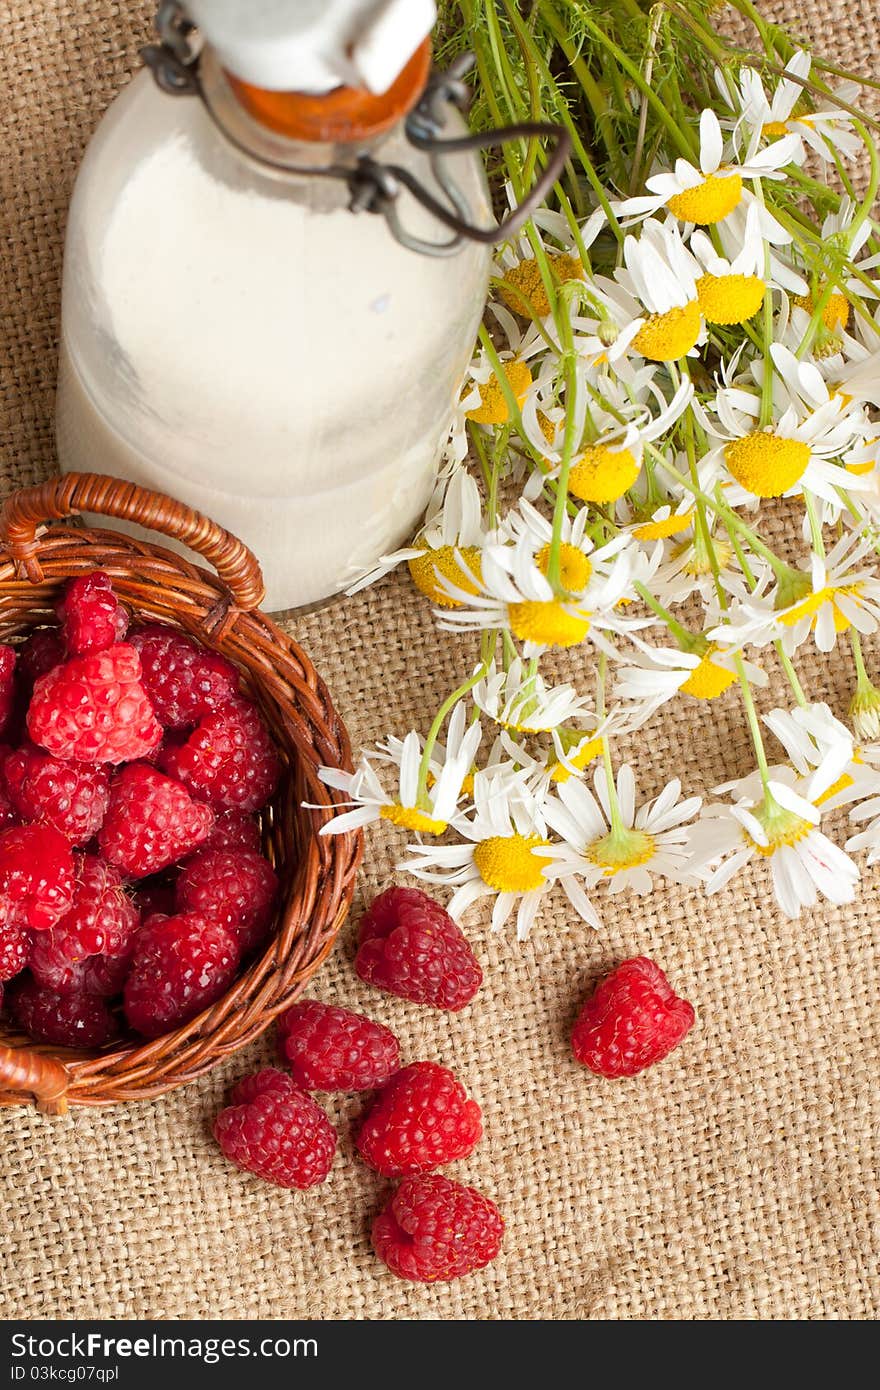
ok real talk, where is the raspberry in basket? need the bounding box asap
[0,824,75,931]
[56,570,129,656]
[0,646,16,738]
[27,643,162,764]
[16,629,65,695]
[277,999,400,1091]
[10,976,120,1049]
[160,699,280,813]
[176,847,278,954]
[372,1174,504,1283]
[356,886,483,1011]
[129,623,241,729]
[214,1067,337,1189]
[123,912,240,1038]
[356,1061,483,1177]
[572,956,695,1078]
[3,744,111,845]
[99,763,215,877]
[29,855,139,996]
[197,808,261,857]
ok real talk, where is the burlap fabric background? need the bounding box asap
[1,0,878,1321]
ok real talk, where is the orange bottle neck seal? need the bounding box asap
[224,39,432,144]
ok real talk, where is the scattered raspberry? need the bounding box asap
[3,744,110,844]
[356,1061,482,1177]
[99,764,214,877]
[0,647,16,738]
[0,824,75,930]
[0,921,30,981]
[28,644,162,764]
[572,956,695,1078]
[160,700,280,813]
[214,1068,336,1188]
[130,623,241,729]
[123,912,239,1038]
[356,886,482,1012]
[230,1067,295,1107]
[175,848,278,954]
[0,750,17,829]
[56,571,129,656]
[10,976,119,1049]
[373,1174,504,1283]
[17,629,65,694]
[197,809,262,857]
[277,999,400,1091]
[29,856,139,996]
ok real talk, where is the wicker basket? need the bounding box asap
[0,473,362,1113]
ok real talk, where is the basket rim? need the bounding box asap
[0,495,362,1109]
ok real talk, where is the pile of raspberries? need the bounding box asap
[0,570,281,1047]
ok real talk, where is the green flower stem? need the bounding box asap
[533,2,628,182]
[633,581,696,650]
[804,491,826,557]
[544,310,579,595]
[754,182,776,428]
[850,627,872,692]
[416,665,488,807]
[734,654,774,796]
[776,642,808,707]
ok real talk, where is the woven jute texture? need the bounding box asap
[1,1,878,1321]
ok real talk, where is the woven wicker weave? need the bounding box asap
[0,472,362,1112]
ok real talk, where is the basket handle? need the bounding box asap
[0,1045,70,1115]
[0,473,266,610]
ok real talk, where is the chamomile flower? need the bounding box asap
[346,466,489,603]
[614,108,800,227]
[540,765,704,912]
[614,639,767,723]
[710,530,880,653]
[693,755,859,917]
[722,49,862,163]
[472,655,592,733]
[402,769,585,939]
[760,701,880,810]
[686,204,768,325]
[318,706,480,837]
[609,222,704,363]
[496,710,629,792]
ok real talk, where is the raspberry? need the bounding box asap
[130,623,241,729]
[372,1175,504,1283]
[198,809,262,856]
[3,744,110,844]
[230,1067,294,1106]
[572,956,696,1078]
[356,886,482,1012]
[10,976,119,1049]
[0,749,18,830]
[123,912,239,1038]
[29,856,139,996]
[213,1068,336,1188]
[175,848,278,953]
[0,921,30,981]
[0,824,75,930]
[0,646,16,738]
[17,629,65,694]
[57,571,129,656]
[99,764,215,877]
[160,700,280,813]
[28,644,162,764]
[277,999,400,1091]
[356,1061,482,1177]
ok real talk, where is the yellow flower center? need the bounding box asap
[667,172,744,225]
[673,535,733,577]
[696,272,766,325]
[426,769,475,797]
[466,359,533,425]
[379,804,448,834]
[762,119,791,137]
[473,833,551,892]
[508,599,590,648]
[537,410,557,445]
[814,772,854,807]
[724,431,810,498]
[408,543,483,608]
[679,648,738,699]
[586,828,656,874]
[633,300,702,362]
[792,290,851,333]
[777,583,861,634]
[535,541,593,593]
[568,444,640,503]
[498,253,584,317]
[745,808,812,856]
[633,510,694,540]
[550,737,603,783]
